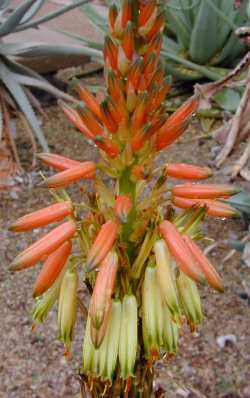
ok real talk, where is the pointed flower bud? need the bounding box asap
[131,93,148,130]
[127,58,144,91]
[10,220,76,271]
[104,36,118,70]
[117,46,130,76]
[171,196,240,218]
[107,70,124,102]
[100,100,118,133]
[58,268,78,351]
[165,163,212,180]
[183,235,224,292]
[60,101,95,139]
[9,201,73,232]
[119,294,138,380]
[77,84,102,120]
[86,221,119,271]
[91,307,111,349]
[162,306,179,354]
[122,21,134,60]
[159,221,205,284]
[90,251,118,330]
[121,0,132,28]
[138,7,157,36]
[172,183,241,199]
[33,241,72,297]
[154,240,180,316]
[78,107,103,137]
[142,264,164,361]
[155,97,199,151]
[37,153,80,171]
[145,11,165,41]
[95,299,121,380]
[138,1,156,27]
[45,161,96,188]
[177,271,203,329]
[108,4,118,32]
[114,194,133,222]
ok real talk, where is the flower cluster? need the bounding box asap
[10,0,240,395]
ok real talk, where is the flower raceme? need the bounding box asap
[9,0,241,394]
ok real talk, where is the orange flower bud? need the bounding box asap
[127,58,144,91]
[172,183,241,199]
[131,124,151,152]
[33,241,72,297]
[183,235,224,292]
[78,107,103,137]
[126,83,138,112]
[109,4,118,32]
[86,221,119,271]
[131,93,148,130]
[138,1,156,27]
[121,0,132,28]
[10,220,76,271]
[97,137,120,159]
[131,164,146,180]
[122,21,134,60]
[107,71,125,102]
[60,102,95,140]
[90,251,118,330]
[117,46,130,76]
[37,153,80,171]
[9,201,73,232]
[159,221,205,284]
[46,161,96,188]
[100,100,118,133]
[171,196,240,219]
[155,97,199,151]
[165,163,212,180]
[104,36,118,70]
[77,84,102,120]
[106,96,126,125]
[145,11,165,41]
[114,195,133,222]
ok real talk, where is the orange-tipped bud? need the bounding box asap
[127,58,144,91]
[107,71,124,102]
[33,241,72,297]
[131,124,151,152]
[121,0,132,28]
[104,36,118,70]
[109,4,118,32]
[150,81,171,109]
[131,164,146,180]
[10,220,76,271]
[172,183,241,199]
[9,201,73,232]
[145,11,165,41]
[100,100,118,133]
[131,93,148,130]
[165,163,212,180]
[122,21,134,60]
[159,221,205,284]
[60,102,95,140]
[78,107,103,137]
[183,235,224,292]
[86,221,119,271]
[155,97,199,151]
[171,196,240,219]
[138,6,157,36]
[106,96,126,125]
[114,195,133,222]
[138,1,156,27]
[126,83,138,112]
[151,64,165,86]
[90,251,118,330]
[46,161,96,188]
[97,137,120,159]
[91,306,111,348]
[117,46,130,76]
[77,84,102,120]
[37,153,80,171]
[146,33,162,58]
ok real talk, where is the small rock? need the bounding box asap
[216,334,237,349]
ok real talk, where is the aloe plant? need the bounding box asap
[0,0,95,186]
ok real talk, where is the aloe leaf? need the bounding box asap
[0,60,48,151]
[80,4,108,33]
[20,0,46,24]
[226,192,250,216]
[165,0,192,50]
[165,61,204,80]
[15,0,90,32]
[55,29,104,51]
[213,88,241,112]
[0,0,35,37]
[189,0,223,64]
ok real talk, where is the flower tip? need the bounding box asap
[9,259,21,272]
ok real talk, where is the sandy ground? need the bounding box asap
[1,102,250,398]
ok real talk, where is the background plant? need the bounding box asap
[0,0,97,188]
[9,1,242,396]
